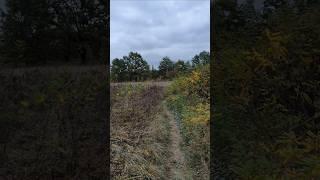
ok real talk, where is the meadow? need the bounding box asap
[111,65,210,179]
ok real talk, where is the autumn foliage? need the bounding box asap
[166,64,210,179]
[213,0,320,178]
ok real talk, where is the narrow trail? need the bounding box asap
[163,104,191,180]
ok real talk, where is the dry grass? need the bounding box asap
[111,83,171,179]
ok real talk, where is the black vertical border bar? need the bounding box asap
[105,0,111,178]
[210,0,215,179]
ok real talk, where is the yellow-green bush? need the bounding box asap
[167,65,209,100]
[166,64,210,179]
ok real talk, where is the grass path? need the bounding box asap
[111,82,193,179]
[163,104,191,180]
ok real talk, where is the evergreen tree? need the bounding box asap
[158,56,174,79]
[192,51,210,67]
[111,58,127,82]
[123,52,149,81]
[174,60,188,75]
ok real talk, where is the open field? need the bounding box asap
[111,80,209,179]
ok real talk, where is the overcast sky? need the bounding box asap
[0,0,4,9]
[111,0,210,68]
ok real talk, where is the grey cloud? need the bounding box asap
[111,0,210,68]
[0,0,5,9]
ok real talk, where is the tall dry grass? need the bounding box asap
[111,83,171,179]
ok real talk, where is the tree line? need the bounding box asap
[0,0,108,66]
[110,51,210,82]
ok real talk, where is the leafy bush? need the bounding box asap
[213,1,320,178]
[166,64,210,179]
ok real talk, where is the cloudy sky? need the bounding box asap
[0,0,4,9]
[111,0,210,68]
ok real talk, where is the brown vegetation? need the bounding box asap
[111,83,171,179]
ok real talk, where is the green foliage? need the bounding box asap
[191,51,210,67]
[111,51,206,82]
[150,65,160,80]
[166,64,210,179]
[111,58,127,81]
[158,56,174,79]
[111,52,150,82]
[213,0,320,178]
[125,52,150,81]
[0,0,108,66]
[174,60,188,75]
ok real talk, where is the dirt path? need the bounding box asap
[163,104,191,180]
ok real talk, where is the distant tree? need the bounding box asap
[123,52,149,81]
[111,58,127,82]
[192,51,210,67]
[191,55,200,67]
[150,65,159,80]
[158,56,174,79]
[185,61,192,72]
[199,51,210,65]
[174,60,188,75]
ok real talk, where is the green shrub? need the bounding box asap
[166,65,210,179]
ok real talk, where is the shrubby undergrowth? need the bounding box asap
[214,0,320,178]
[166,64,210,179]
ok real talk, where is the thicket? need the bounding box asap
[166,64,210,179]
[213,0,320,178]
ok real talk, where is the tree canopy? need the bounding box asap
[111,52,150,82]
[0,0,108,66]
[158,56,174,78]
[111,51,209,82]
